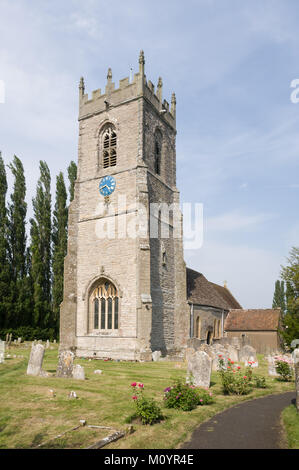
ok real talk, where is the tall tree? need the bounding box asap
[67,161,77,202]
[280,247,299,346]
[30,161,52,328]
[0,153,11,328]
[272,280,286,314]
[52,172,68,332]
[7,155,29,326]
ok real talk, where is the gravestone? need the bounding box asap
[267,356,278,377]
[72,364,85,380]
[292,348,299,365]
[45,340,50,349]
[186,350,212,388]
[152,350,162,362]
[226,344,239,363]
[239,345,257,363]
[0,340,5,363]
[94,369,102,374]
[56,350,74,378]
[17,337,22,344]
[27,344,45,376]
[53,339,56,344]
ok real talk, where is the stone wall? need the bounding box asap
[225,330,281,355]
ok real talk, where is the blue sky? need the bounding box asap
[0,0,298,308]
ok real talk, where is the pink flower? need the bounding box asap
[138,383,144,388]
[132,395,138,400]
[131,382,137,387]
[237,366,241,370]
[200,399,203,402]
[243,376,247,379]
[231,361,234,364]
[218,354,222,357]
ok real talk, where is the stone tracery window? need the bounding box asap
[90,280,119,330]
[102,126,117,168]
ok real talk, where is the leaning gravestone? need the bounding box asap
[239,345,257,363]
[186,350,212,388]
[56,350,74,378]
[226,344,239,363]
[27,344,45,376]
[0,340,5,363]
[267,356,279,377]
[72,364,85,380]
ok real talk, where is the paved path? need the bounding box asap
[181,391,295,449]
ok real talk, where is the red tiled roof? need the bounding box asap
[225,309,281,331]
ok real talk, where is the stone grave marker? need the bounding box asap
[186,350,212,388]
[27,343,45,376]
[56,350,74,378]
[0,339,5,363]
[152,350,161,362]
[239,345,257,363]
[73,364,85,380]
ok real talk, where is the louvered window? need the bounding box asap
[102,127,117,168]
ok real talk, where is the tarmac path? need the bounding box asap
[181,391,295,449]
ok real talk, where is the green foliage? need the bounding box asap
[30,161,52,328]
[282,404,299,449]
[130,382,163,425]
[52,172,68,333]
[253,375,267,389]
[272,280,286,314]
[280,247,299,345]
[0,153,11,328]
[0,326,57,341]
[67,161,77,202]
[218,357,252,395]
[163,379,214,411]
[275,359,293,381]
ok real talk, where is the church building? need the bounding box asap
[59,52,242,360]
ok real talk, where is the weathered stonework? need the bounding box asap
[59,52,189,360]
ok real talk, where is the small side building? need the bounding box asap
[187,268,242,346]
[224,308,282,354]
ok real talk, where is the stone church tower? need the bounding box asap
[60,51,189,360]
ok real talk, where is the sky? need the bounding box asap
[0,0,298,308]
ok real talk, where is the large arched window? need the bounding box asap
[90,280,119,331]
[102,126,117,169]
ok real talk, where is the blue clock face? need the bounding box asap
[99,175,116,197]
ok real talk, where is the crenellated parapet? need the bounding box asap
[78,51,176,129]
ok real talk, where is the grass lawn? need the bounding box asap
[0,347,295,449]
[281,404,299,449]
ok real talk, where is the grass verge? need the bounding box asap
[281,404,299,449]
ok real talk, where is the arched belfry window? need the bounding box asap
[154,129,162,175]
[90,279,119,331]
[102,126,117,168]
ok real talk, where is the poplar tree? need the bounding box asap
[30,161,52,328]
[7,155,29,326]
[272,280,286,314]
[0,153,11,328]
[52,172,68,332]
[67,161,77,202]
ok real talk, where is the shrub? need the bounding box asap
[253,375,267,389]
[163,379,214,411]
[275,359,293,381]
[218,356,252,395]
[0,326,57,342]
[130,382,163,425]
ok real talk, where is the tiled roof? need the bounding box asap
[224,309,281,331]
[186,268,242,310]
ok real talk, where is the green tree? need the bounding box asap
[7,155,30,327]
[272,280,286,314]
[52,172,68,332]
[30,161,52,328]
[67,161,77,202]
[0,153,12,328]
[280,247,299,346]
